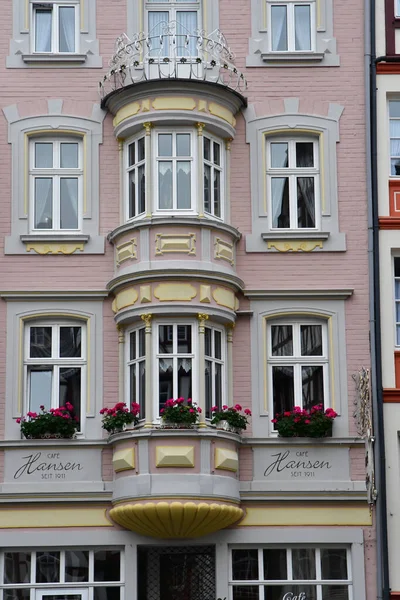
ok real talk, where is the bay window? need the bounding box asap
[127,136,146,219]
[24,322,86,428]
[127,327,146,418]
[205,326,224,417]
[268,321,328,422]
[204,135,223,219]
[32,2,79,54]
[269,1,315,53]
[30,138,82,232]
[267,137,319,230]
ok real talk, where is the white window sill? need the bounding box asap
[22,53,87,64]
[261,51,325,63]
[21,234,90,244]
[262,231,330,241]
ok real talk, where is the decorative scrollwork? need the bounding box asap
[99,21,247,98]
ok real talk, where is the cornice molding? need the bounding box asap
[0,291,109,301]
[243,289,354,300]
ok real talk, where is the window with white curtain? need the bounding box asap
[29,138,82,232]
[24,322,86,429]
[268,1,315,52]
[267,137,319,230]
[146,0,200,56]
[267,320,329,425]
[156,131,194,212]
[390,100,400,176]
[32,2,79,53]
[127,327,146,419]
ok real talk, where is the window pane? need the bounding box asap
[296,142,314,167]
[321,549,348,580]
[159,358,173,410]
[271,177,290,228]
[271,142,288,168]
[215,362,222,408]
[94,550,121,582]
[130,363,137,405]
[271,325,293,356]
[139,360,146,417]
[35,9,52,52]
[177,134,191,156]
[302,365,324,411]
[178,325,192,353]
[138,137,145,161]
[129,142,135,166]
[232,549,258,580]
[139,328,146,357]
[65,550,89,582]
[4,552,31,584]
[272,366,294,414]
[148,12,169,55]
[213,142,221,166]
[214,169,221,217]
[129,170,136,218]
[177,161,191,209]
[94,589,120,600]
[178,358,192,399]
[42,596,82,600]
[59,6,76,52]
[4,591,30,600]
[204,164,211,213]
[264,586,317,600]
[30,369,52,413]
[292,548,316,579]
[60,326,81,358]
[263,549,287,580]
[391,139,400,158]
[138,165,146,214]
[297,177,315,228]
[34,178,53,229]
[129,331,136,361]
[158,162,173,209]
[233,587,259,600]
[204,137,211,161]
[390,100,400,117]
[35,143,53,168]
[215,330,222,359]
[271,5,287,51]
[159,325,173,353]
[205,327,212,357]
[205,359,212,417]
[158,134,173,156]
[59,367,81,418]
[301,325,322,356]
[60,178,79,229]
[295,4,311,51]
[176,12,198,53]
[60,143,79,168]
[36,552,60,583]
[391,158,400,176]
[321,586,349,600]
[30,327,52,358]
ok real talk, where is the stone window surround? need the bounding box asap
[247,293,352,438]
[247,0,339,67]
[3,295,105,440]
[7,0,102,68]
[244,99,346,253]
[2,99,106,255]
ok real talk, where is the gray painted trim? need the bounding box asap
[2,103,106,254]
[0,439,107,447]
[7,0,102,68]
[1,291,108,300]
[246,0,339,67]
[5,299,104,440]
[244,102,346,252]
[244,289,354,300]
[240,480,367,494]
[115,304,236,327]
[249,298,349,438]
[111,428,240,443]
[108,269,245,293]
[242,436,364,446]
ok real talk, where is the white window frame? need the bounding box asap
[396,0,400,17]
[203,134,224,220]
[267,0,316,53]
[205,324,226,417]
[229,545,352,597]
[31,1,80,54]
[37,589,89,600]
[145,0,201,32]
[126,325,146,419]
[389,100,400,177]
[24,321,87,432]
[267,319,329,424]
[29,137,83,233]
[126,135,146,221]
[394,258,400,346]
[267,137,320,230]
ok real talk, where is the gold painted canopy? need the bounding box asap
[109,500,243,539]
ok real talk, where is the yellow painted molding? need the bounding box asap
[198,99,208,112]
[267,240,324,253]
[214,238,234,265]
[116,239,137,266]
[152,97,196,111]
[109,501,244,538]
[141,99,150,112]
[113,102,141,127]
[26,243,84,255]
[156,446,195,468]
[212,287,235,310]
[208,102,236,126]
[239,504,372,527]
[112,287,139,313]
[0,506,112,529]
[113,448,135,472]
[154,283,197,302]
[215,448,238,472]
[200,285,211,303]
[140,285,152,303]
[155,233,196,255]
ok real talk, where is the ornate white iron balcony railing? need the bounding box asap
[100,22,247,99]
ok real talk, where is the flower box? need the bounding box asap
[272,404,337,438]
[100,402,140,434]
[160,398,201,428]
[18,403,79,440]
[211,404,251,433]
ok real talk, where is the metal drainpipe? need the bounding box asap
[367,0,390,597]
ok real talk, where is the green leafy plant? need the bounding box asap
[160,398,201,426]
[211,404,251,431]
[100,402,140,433]
[272,404,337,438]
[17,403,79,439]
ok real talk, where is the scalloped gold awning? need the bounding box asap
[109,500,244,538]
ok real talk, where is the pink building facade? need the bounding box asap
[0,1,375,599]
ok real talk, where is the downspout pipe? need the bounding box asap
[367,0,390,598]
